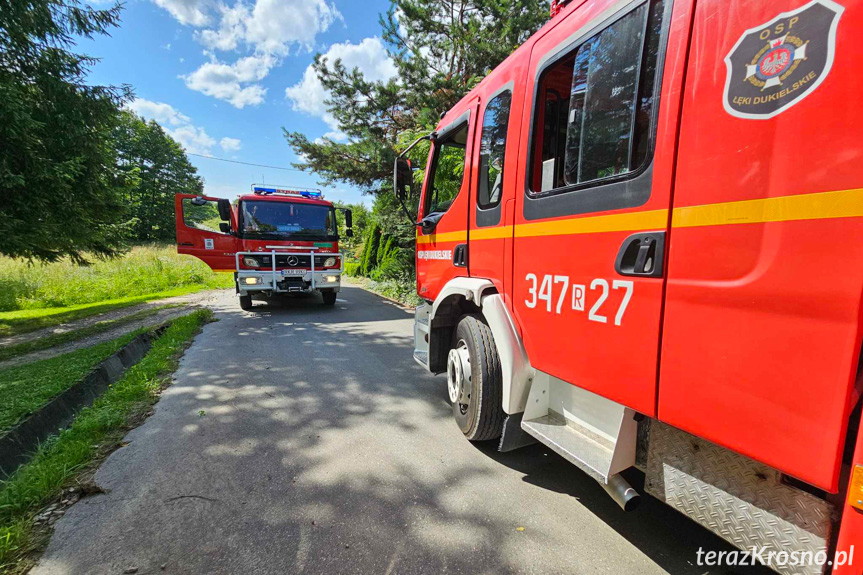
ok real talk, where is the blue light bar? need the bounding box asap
[252,186,324,199]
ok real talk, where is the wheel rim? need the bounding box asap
[446,340,471,406]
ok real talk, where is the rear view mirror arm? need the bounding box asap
[394,132,435,225]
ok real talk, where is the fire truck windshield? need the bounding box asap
[240,200,337,240]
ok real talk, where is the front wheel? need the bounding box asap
[321,291,337,306]
[239,294,253,310]
[448,314,505,441]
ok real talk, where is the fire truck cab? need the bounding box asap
[175,186,351,310]
[397,0,863,573]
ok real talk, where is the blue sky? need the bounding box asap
[83,0,397,205]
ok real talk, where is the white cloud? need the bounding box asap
[220,137,242,152]
[285,37,397,131]
[163,0,340,107]
[182,53,273,109]
[127,98,190,127]
[127,98,233,156]
[152,0,215,26]
[323,130,347,142]
[168,124,217,155]
[196,0,340,55]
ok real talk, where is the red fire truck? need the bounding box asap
[174,185,352,310]
[394,0,862,573]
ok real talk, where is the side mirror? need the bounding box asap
[394,157,413,201]
[344,209,353,228]
[219,223,231,234]
[217,198,232,221]
[346,229,354,238]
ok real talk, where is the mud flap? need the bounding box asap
[498,413,537,452]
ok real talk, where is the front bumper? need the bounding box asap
[237,269,341,294]
[235,249,343,295]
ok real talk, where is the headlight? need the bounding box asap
[322,275,339,283]
[323,257,337,267]
[241,276,261,285]
[243,256,260,268]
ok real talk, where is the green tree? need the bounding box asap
[0,0,132,262]
[284,0,547,203]
[284,0,547,281]
[114,111,204,242]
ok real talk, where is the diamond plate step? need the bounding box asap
[645,421,834,575]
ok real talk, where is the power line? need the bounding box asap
[186,153,304,172]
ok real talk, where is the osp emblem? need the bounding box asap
[723,0,843,119]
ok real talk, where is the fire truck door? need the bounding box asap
[510,0,687,416]
[469,75,524,296]
[174,194,238,272]
[415,99,480,301]
[659,0,863,492]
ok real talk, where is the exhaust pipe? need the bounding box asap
[602,473,641,511]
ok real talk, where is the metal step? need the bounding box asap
[522,411,615,483]
[413,350,429,368]
[413,304,431,370]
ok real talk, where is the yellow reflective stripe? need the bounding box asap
[515,209,669,238]
[469,225,513,241]
[671,188,863,228]
[416,230,468,245]
[413,189,863,244]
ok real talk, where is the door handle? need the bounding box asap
[615,232,665,278]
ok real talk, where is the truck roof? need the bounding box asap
[237,193,334,208]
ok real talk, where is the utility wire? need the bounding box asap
[186,153,304,172]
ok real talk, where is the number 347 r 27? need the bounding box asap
[524,274,634,327]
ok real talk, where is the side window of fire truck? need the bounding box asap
[182,198,225,234]
[426,122,469,215]
[530,0,663,194]
[478,90,512,210]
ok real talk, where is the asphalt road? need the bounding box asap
[33,285,773,575]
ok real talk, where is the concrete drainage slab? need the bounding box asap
[0,328,164,477]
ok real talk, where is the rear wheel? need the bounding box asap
[322,291,337,306]
[239,294,253,310]
[448,314,505,441]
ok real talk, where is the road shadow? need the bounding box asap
[34,286,775,575]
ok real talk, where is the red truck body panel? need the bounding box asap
[413,0,863,535]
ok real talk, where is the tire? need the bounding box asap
[450,314,505,441]
[322,291,337,306]
[239,294,253,310]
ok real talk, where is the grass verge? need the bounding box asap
[0,305,181,364]
[0,332,145,434]
[0,284,226,339]
[0,310,212,571]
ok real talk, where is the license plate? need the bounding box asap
[281,269,306,276]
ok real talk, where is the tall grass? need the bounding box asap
[0,245,232,312]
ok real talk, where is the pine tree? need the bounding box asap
[284,0,548,207]
[0,0,131,262]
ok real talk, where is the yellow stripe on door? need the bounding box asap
[413,188,863,244]
[671,188,863,228]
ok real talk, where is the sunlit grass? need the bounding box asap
[0,245,232,337]
[0,244,232,312]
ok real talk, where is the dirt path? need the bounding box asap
[0,290,228,371]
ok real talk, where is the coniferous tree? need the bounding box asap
[0,0,131,262]
[284,0,547,204]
